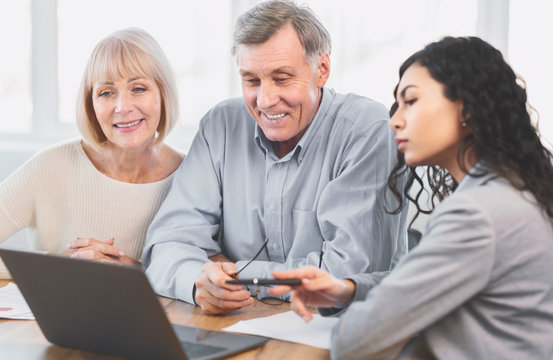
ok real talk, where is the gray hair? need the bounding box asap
[231,0,331,66]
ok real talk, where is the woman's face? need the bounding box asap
[390,63,467,175]
[92,76,161,151]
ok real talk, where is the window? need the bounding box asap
[0,0,31,134]
[304,0,478,109]
[0,1,550,151]
[509,0,553,146]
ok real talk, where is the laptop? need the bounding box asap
[0,248,268,360]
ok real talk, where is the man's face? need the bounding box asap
[237,23,330,157]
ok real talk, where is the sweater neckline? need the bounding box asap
[73,140,176,186]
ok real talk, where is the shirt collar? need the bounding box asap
[455,161,496,192]
[253,87,333,164]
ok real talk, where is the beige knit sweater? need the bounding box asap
[0,139,177,278]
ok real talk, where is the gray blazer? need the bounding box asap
[325,170,553,359]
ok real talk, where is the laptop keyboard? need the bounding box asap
[180,340,226,358]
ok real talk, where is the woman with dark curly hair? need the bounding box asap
[270,36,553,359]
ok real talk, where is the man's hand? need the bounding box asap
[194,262,253,314]
[269,266,356,322]
[63,237,140,266]
[209,253,232,263]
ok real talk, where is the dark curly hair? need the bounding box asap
[387,36,553,226]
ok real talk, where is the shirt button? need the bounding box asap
[270,204,276,211]
[272,243,278,250]
[277,163,282,168]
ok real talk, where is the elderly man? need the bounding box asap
[142,0,407,314]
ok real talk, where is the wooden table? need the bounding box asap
[0,279,329,359]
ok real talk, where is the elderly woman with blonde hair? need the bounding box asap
[0,28,183,277]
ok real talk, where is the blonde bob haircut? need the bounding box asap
[76,27,179,149]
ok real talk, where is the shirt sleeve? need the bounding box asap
[142,114,224,304]
[317,118,408,276]
[317,271,389,317]
[329,193,495,360]
[235,108,408,281]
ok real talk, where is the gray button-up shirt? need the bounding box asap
[142,88,408,304]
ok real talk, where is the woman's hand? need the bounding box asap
[269,266,356,322]
[63,237,140,265]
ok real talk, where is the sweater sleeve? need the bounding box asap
[0,153,40,278]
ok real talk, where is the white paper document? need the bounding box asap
[0,283,35,320]
[223,310,338,349]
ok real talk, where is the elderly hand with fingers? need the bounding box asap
[194,262,254,315]
[269,266,356,322]
[64,237,139,265]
